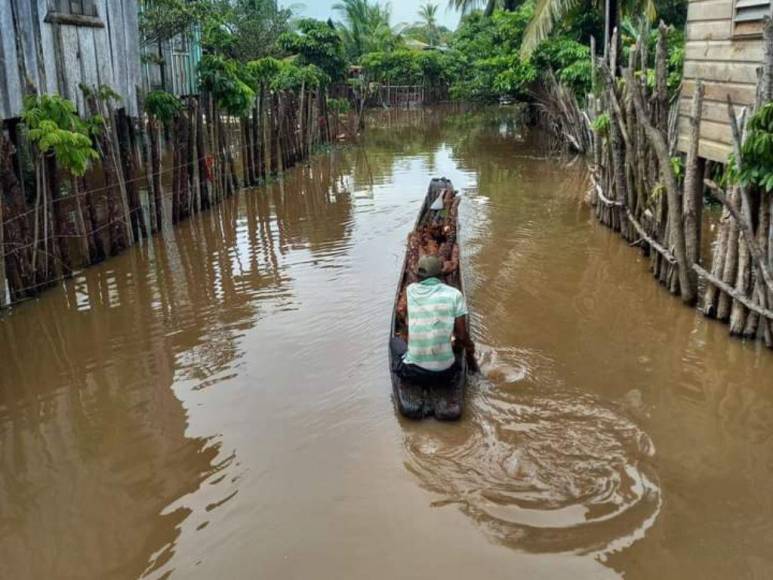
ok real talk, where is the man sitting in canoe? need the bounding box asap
[391,255,476,382]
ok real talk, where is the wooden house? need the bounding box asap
[678,0,771,162]
[141,30,202,97]
[0,0,143,121]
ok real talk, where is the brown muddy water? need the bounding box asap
[2,106,773,579]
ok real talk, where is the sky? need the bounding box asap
[280,1,462,31]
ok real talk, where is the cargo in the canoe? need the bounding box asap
[388,178,468,420]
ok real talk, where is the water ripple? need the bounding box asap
[403,384,661,556]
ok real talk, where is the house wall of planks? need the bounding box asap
[0,0,142,121]
[677,0,770,162]
[141,32,202,97]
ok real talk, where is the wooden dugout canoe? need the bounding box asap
[389,178,468,421]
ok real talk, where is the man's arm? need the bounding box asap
[454,316,479,372]
[454,316,470,349]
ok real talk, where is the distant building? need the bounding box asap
[403,39,449,52]
[677,0,771,162]
[0,0,143,121]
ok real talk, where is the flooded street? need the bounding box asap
[2,106,773,579]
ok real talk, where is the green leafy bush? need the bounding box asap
[199,54,255,116]
[328,98,351,114]
[21,95,101,177]
[532,37,592,96]
[729,103,773,192]
[144,90,183,123]
[246,57,282,86]
[270,62,329,92]
[361,50,423,85]
[591,112,610,136]
[666,32,685,93]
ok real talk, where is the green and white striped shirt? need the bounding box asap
[404,277,468,372]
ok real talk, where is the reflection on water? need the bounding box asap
[1,105,773,579]
[0,154,354,578]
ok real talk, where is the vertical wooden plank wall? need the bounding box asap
[678,0,766,162]
[0,0,23,120]
[123,0,142,108]
[0,0,141,121]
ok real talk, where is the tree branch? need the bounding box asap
[626,207,677,265]
[591,171,677,264]
[694,264,773,319]
[705,179,773,297]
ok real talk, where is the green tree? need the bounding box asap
[139,0,212,47]
[279,19,347,81]
[447,7,536,101]
[203,0,292,61]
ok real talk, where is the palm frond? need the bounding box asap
[644,0,657,22]
[520,0,581,56]
[447,0,483,14]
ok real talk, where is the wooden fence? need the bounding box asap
[537,21,773,346]
[0,87,336,309]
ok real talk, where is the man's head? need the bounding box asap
[417,255,442,280]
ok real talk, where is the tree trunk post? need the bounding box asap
[105,104,134,248]
[116,109,144,242]
[683,79,705,289]
[71,176,92,265]
[625,64,696,304]
[262,87,271,179]
[704,205,731,316]
[189,97,202,215]
[240,116,250,186]
[655,23,669,133]
[299,81,306,159]
[196,97,211,210]
[0,170,6,308]
[150,118,163,232]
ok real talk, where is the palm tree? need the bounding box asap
[334,0,399,59]
[418,2,440,46]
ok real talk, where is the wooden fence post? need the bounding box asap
[0,170,6,309]
[195,97,212,210]
[150,117,164,232]
[189,97,202,215]
[682,79,704,290]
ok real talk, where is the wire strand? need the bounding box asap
[1,139,245,228]
[1,150,320,307]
